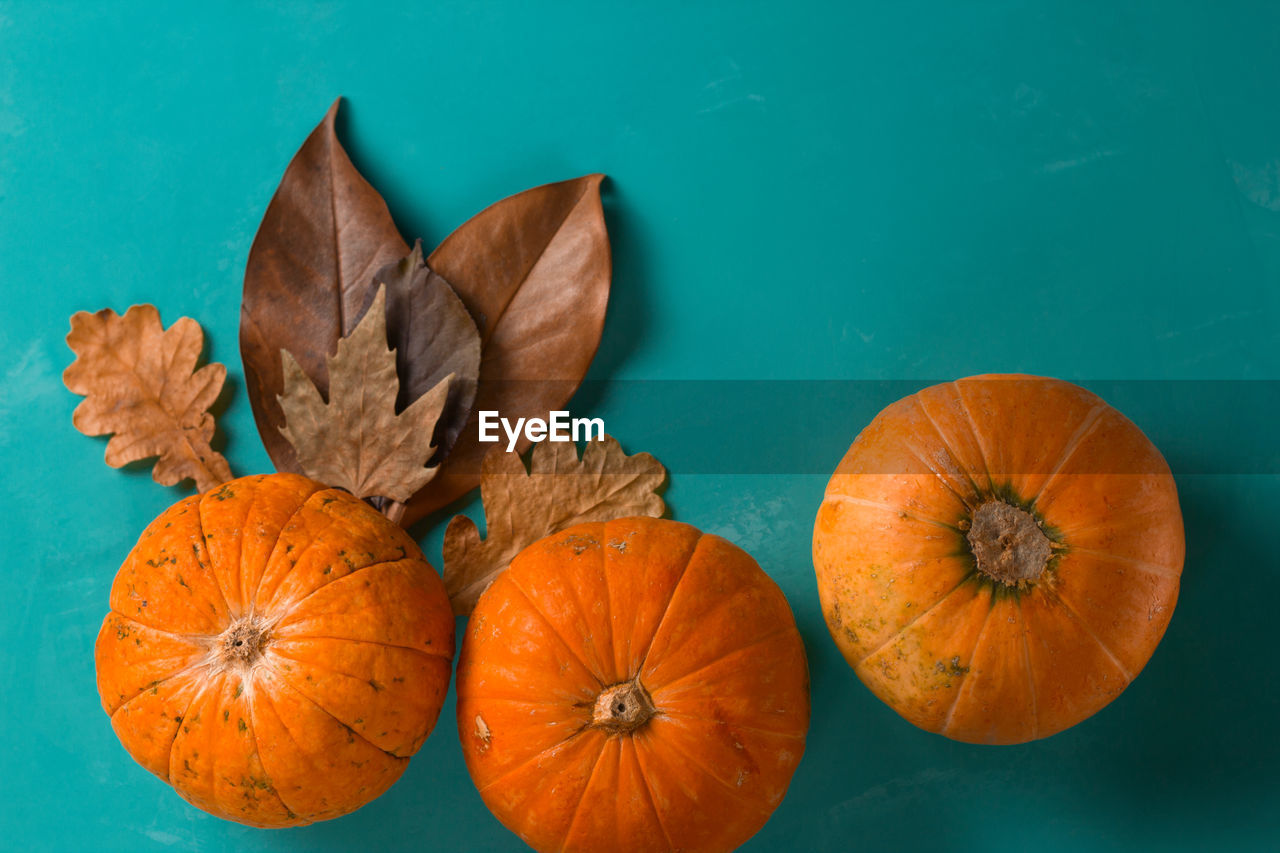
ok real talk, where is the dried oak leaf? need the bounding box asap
[242,98,409,475]
[403,174,612,526]
[278,285,451,503]
[63,305,232,493]
[358,240,481,460]
[443,435,665,615]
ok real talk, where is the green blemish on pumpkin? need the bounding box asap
[935,656,970,678]
[238,718,247,733]
[176,574,189,590]
[354,718,363,725]
[368,680,383,692]
[233,682,244,699]
[212,486,235,502]
[322,566,331,575]
[321,496,337,506]
[223,710,230,722]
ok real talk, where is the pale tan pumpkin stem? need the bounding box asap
[591,679,656,734]
[967,500,1052,587]
[217,618,269,669]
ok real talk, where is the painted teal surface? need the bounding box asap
[2,1,1279,850]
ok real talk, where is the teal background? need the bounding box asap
[2,1,1278,850]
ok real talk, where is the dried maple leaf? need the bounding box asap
[357,240,481,460]
[278,285,451,503]
[443,435,666,615]
[64,305,232,493]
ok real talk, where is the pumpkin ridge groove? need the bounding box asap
[163,673,217,786]
[951,381,997,493]
[250,488,345,611]
[555,531,613,680]
[225,474,269,617]
[900,439,977,512]
[109,658,210,716]
[822,493,962,532]
[247,685,310,820]
[266,645,439,714]
[107,611,216,644]
[265,660,408,760]
[1030,404,1107,505]
[1054,547,1181,579]
[647,717,774,808]
[639,579,778,686]
[656,709,807,740]
[505,580,604,686]
[1019,614,1040,740]
[203,475,266,618]
[238,682,298,820]
[273,556,433,622]
[270,633,452,662]
[939,596,997,739]
[856,573,977,666]
[1040,586,1134,682]
[561,736,612,846]
[474,727,597,795]
[598,520,620,676]
[916,395,986,504]
[627,740,676,851]
[646,627,789,694]
[632,534,718,676]
[191,494,234,626]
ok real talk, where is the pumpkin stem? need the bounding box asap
[591,679,656,734]
[217,618,269,669]
[967,500,1052,587]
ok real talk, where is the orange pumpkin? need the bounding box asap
[94,473,454,826]
[457,518,809,852]
[813,375,1184,744]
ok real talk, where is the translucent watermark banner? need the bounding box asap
[464,378,1280,476]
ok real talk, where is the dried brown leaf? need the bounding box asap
[278,286,451,502]
[443,435,665,615]
[403,174,612,526]
[241,98,409,475]
[359,240,481,459]
[63,305,232,493]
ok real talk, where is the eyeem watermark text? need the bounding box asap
[478,411,605,452]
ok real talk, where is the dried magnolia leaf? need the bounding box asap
[403,174,612,526]
[278,286,452,502]
[443,435,665,615]
[359,240,481,459]
[242,98,409,475]
[64,305,232,493]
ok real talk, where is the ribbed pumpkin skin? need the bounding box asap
[457,518,809,853]
[814,375,1184,744]
[94,473,455,827]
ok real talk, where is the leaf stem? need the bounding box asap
[382,500,407,526]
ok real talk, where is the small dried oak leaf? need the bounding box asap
[63,305,232,493]
[278,285,451,503]
[443,435,666,615]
